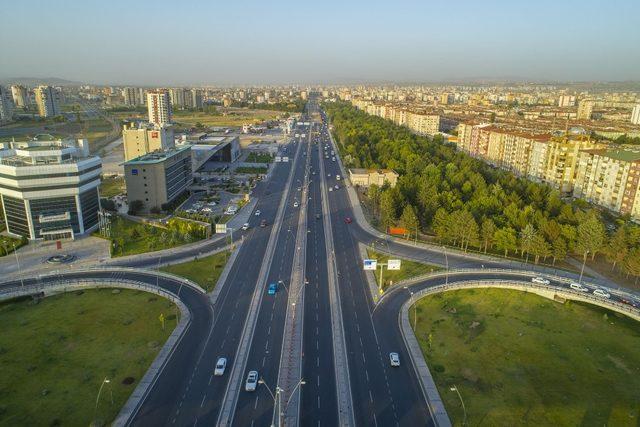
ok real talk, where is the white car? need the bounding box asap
[389,352,400,367]
[245,371,259,391]
[570,282,589,292]
[334,185,339,190]
[214,357,227,376]
[531,277,550,285]
[241,223,250,231]
[254,210,261,216]
[593,289,611,299]
[329,187,333,192]
[293,201,299,207]
[327,174,331,177]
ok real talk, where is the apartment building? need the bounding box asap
[169,88,186,108]
[0,86,14,124]
[123,146,192,212]
[573,148,640,219]
[406,111,441,136]
[123,87,144,106]
[577,99,594,120]
[186,89,203,109]
[35,85,61,117]
[11,85,29,108]
[0,138,101,240]
[558,95,576,107]
[122,122,175,161]
[632,104,640,125]
[147,90,172,126]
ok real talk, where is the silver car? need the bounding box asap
[389,352,400,367]
[245,371,258,391]
[214,357,227,376]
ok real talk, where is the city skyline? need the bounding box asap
[2,0,639,85]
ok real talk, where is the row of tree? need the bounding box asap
[324,102,640,283]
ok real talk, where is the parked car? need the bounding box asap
[245,371,259,391]
[531,277,550,285]
[389,352,400,367]
[214,357,227,376]
[570,282,589,292]
[593,289,611,299]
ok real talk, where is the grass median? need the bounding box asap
[0,288,176,426]
[366,249,440,290]
[161,250,231,292]
[412,288,640,426]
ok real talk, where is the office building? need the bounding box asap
[632,104,640,125]
[0,138,101,240]
[35,85,61,117]
[11,85,29,108]
[577,99,594,120]
[147,90,172,126]
[122,122,175,161]
[0,86,14,124]
[124,146,192,212]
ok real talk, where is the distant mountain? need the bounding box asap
[0,77,84,87]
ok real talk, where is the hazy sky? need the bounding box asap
[1,0,639,85]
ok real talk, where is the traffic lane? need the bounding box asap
[301,146,338,426]
[328,178,424,426]
[231,131,308,426]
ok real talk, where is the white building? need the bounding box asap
[123,87,143,106]
[631,104,640,125]
[0,138,102,240]
[147,90,172,126]
[11,85,29,108]
[0,86,15,124]
[35,85,61,117]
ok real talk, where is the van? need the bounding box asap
[593,289,610,299]
[570,282,589,292]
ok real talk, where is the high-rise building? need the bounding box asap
[577,99,594,120]
[0,138,101,240]
[122,122,175,161]
[147,90,172,126]
[123,146,192,212]
[558,95,576,107]
[34,85,61,117]
[169,88,186,108]
[0,86,15,124]
[123,87,143,106]
[631,104,640,125]
[185,89,203,109]
[10,85,29,108]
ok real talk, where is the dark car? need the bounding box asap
[344,217,352,224]
[260,219,267,227]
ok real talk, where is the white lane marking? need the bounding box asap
[254,395,260,409]
[200,394,206,407]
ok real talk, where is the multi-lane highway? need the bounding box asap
[3,98,639,427]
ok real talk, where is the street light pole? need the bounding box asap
[95,377,111,413]
[442,246,449,286]
[450,385,467,426]
[13,243,24,289]
[578,250,588,284]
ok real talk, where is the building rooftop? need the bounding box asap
[124,145,191,165]
[582,147,640,162]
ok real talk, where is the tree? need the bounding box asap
[400,204,419,240]
[551,238,567,265]
[494,227,517,257]
[530,234,551,264]
[576,213,606,261]
[623,247,640,284]
[433,208,450,243]
[481,218,496,253]
[604,227,628,271]
[379,190,397,229]
[368,184,381,215]
[519,224,537,262]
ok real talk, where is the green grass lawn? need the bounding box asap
[0,288,176,426]
[99,175,125,198]
[246,152,273,163]
[235,166,268,174]
[173,108,281,127]
[367,249,440,290]
[161,250,231,292]
[412,288,640,426]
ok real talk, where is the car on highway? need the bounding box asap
[260,219,267,227]
[389,352,400,367]
[245,371,259,391]
[336,175,341,180]
[620,298,639,307]
[593,288,611,299]
[570,282,589,292]
[334,185,339,190]
[268,283,278,295]
[344,217,352,224]
[294,201,299,207]
[531,277,550,285]
[241,223,250,231]
[329,187,333,192]
[255,210,261,216]
[316,213,320,219]
[214,357,227,376]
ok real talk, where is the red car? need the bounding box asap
[344,217,352,224]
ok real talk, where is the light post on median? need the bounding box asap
[95,377,112,416]
[442,245,449,286]
[578,250,589,284]
[13,243,24,289]
[450,385,467,426]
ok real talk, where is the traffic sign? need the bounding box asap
[363,259,377,270]
[388,259,402,270]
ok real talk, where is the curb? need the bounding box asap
[208,241,244,306]
[357,242,380,303]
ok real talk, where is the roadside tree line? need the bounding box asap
[325,102,640,283]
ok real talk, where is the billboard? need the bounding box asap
[363,259,377,270]
[387,259,402,270]
[215,223,227,234]
[388,227,407,236]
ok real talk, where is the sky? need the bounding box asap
[1,0,639,85]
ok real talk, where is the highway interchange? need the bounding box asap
[2,97,640,427]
